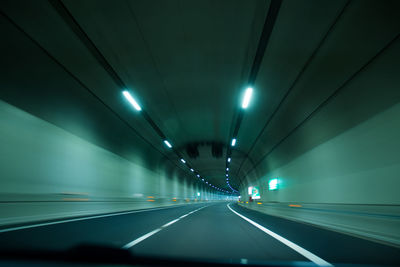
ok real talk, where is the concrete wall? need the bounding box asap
[0,12,229,228]
[0,99,224,227]
[240,102,400,204]
[239,37,400,246]
[239,102,400,246]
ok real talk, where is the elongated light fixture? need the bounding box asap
[231,138,236,147]
[164,140,172,148]
[241,87,253,109]
[123,90,142,111]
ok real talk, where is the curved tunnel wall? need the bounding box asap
[238,37,400,246]
[0,99,223,226]
[0,14,225,227]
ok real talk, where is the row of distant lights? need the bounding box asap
[183,158,229,193]
[226,157,234,193]
[225,157,238,193]
[226,87,253,193]
[167,134,229,193]
[122,87,252,194]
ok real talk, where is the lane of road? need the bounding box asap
[0,202,399,265]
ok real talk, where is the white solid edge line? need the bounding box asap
[122,205,207,249]
[227,204,332,266]
[0,204,197,234]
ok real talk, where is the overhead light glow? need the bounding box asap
[226,174,228,177]
[197,174,200,178]
[180,158,186,164]
[241,87,253,109]
[163,140,172,148]
[228,157,231,163]
[122,90,142,111]
[226,168,229,171]
[197,192,200,196]
[190,168,194,172]
[231,138,236,147]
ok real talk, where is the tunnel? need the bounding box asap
[0,0,399,266]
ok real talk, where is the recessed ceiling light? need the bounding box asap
[242,87,253,109]
[231,138,236,147]
[163,140,172,148]
[122,90,142,111]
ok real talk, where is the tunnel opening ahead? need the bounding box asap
[0,0,399,266]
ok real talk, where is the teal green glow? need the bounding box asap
[269,178,279,191]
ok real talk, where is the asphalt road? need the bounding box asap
[0,202,399,266]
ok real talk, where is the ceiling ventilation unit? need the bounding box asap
[186,143,199,158]
[211,142,223,158]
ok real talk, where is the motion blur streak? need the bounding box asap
[0,0,399,266]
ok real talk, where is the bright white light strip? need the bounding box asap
[180,159,186,164]
[231,138,236,146]
[241,87,253,109]
[228,157,231,162]
[123,90,142,111]
[190,168,194,172]
[227,204,331,266]
[226,174,228,177]
[226,168,229,171]
[197,174,200,178]
[163,140,172,148]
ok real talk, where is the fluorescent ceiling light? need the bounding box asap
[123,90,142,111]
[226,174,228,177]
[228,157,231,162]
[242,87,253,109]
[226,168,229,171]
[190,168,194,172]
[197,174,200,177]
[163,140,172,148]
[180,158,186,164]
[231,138,236,147]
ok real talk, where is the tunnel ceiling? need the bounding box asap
[1,0,399,193]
